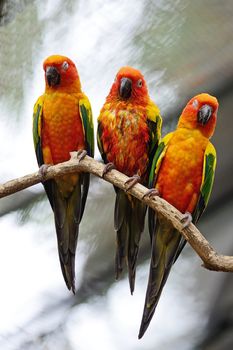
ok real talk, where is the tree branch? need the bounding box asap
[0,152,232,272]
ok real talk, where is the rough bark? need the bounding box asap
[0,152,232,272]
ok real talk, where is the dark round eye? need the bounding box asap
[137,79,143,88]
[62,61,69,71]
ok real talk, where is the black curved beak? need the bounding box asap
[119,77,132,99]
[198,104,213,125]
[46,66,60,87]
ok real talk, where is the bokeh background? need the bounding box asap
[0,1,233,349]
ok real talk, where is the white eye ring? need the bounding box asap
[62,61,69,71]
[137,79,143,88]
[192,99,198,108]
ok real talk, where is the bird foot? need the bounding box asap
[142,188,160,199]
[181,212,192,229]
[102,162,115,177]
[124,175,140,192]
[38,164,51,182]
[77,149,87,162]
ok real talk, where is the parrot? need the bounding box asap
[97,66,162,294]
[32,55,94,293]
[138,93,219,338]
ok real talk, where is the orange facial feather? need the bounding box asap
[178,93,218,138]
[43,55,81,93]
[107,66,149,106]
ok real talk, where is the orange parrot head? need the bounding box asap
[178,93,219,138]
[43,55,81,92]
[107,66,149,105]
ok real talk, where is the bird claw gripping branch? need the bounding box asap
[180,212,193,229]
[142,188,160,199]
[124,174,141,192]
[77,149,87,162]
[102,162,115,177]
[38,164,51,182]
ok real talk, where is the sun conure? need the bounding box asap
[138,93,219,338]
[33,55,94,293]
[97,66,162,294]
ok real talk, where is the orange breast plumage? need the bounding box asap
[156,128,209,213]
[99,104,150,180]
[42,92,85,165]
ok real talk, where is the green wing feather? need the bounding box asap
[33,96,54,209]
[78,95,94,220]
[148,133,173,239]
[148,132,173,188]
[79,96,94,157]
[192,142,217,223]
[33,96,44,167]
[97,121,107,163]
[147,115,162,167]
[146,101,162,168]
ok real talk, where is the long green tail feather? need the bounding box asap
[49,173,89,293]
[138,217,182,338]
[114,188,146,294]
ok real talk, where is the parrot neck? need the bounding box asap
[106,94,149,107]
[45,79,82,94]
[177,117,216,139]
